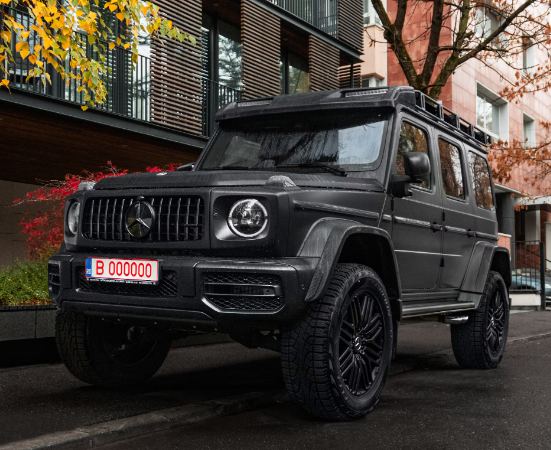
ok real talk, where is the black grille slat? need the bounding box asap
[83,196,204,242]
[78,268,178,297]
[48,263,61,296]
[204,273,284,311]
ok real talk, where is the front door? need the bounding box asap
[391,117,443,291]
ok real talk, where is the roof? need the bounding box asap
[216,86,491,149]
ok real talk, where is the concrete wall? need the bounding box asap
[0,180,42,268]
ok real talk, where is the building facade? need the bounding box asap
[360,0,551,270]
[0,0,364,267]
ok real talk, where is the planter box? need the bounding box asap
[0,305,57,342]
[510,292,542,311]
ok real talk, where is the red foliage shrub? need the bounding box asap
[14,162,179,261]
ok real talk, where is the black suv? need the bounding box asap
[49,86,511,421]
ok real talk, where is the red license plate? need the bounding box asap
[85,258,159,284]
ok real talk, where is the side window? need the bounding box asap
[397,121,431,189]
[438,139,465,200]
[469,152,494,210]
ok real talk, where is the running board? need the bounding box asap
[402,301,475,318]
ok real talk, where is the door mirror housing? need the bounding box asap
[177,162,195,172]
[391,152,431,198]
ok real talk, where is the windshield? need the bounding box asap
[200,111,389,173]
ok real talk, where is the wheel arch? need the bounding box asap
[299,218,402,317]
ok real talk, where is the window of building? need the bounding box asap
[361,76,384,88]
[523,114,536,148]
[475,7,500,40]
[476,83,508,142]
[363,0,383,26]
[469,153,494,210]
[439,139,465,200]
[397,122,431,190]
[522,39,535,75]
[280,49,310,94]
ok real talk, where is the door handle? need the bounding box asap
[430,222,443,232]
[467,230,476,238]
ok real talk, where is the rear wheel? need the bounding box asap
[451,271,509,369]
[281,264,393,421]
[56,308,171,387]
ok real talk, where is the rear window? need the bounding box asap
[469,152,494,210]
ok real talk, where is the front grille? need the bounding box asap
[204,272,284,312]
[82,196,204,242]
[78,268,178,297]
[48,263,60,296]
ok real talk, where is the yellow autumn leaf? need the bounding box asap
[20,47,30,60]
[116,12,124,21]
[0,79,9,87]
[109,42,115,50]
[81,105,88,111]
[28,54,37,64]
[43,36,52,49]
[21,30,31,40]
[141,5,149,15]
[76,9,84,16]
[15,41,26,52]
[34,44,42,53]
[109,4,117,12]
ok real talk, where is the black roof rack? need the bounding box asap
[414,91,492,147]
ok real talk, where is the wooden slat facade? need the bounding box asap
[337,0,363,50]
[338,63,362,88]
[309,36,340,91]
[241,0,281,100]
[150,0,203,134]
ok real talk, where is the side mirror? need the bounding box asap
[391,152,431,198]
[177,162,195,172]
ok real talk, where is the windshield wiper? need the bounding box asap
[278,163,347,177]
[205,166,252,171]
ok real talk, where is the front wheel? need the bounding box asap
[451,271,509,369]
[56,308,172,387]
[281,264,394,421]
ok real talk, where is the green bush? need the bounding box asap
[0,261,51,307]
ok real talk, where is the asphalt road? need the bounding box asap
[101,336,551,450]
[1,311,550,447]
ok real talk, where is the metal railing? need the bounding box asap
[201,78,242,136]
[2,8,239,137]
[268,0,338,37]
[511,240,548,310]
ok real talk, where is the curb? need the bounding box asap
[4,330,551,450]
[0,391,289,450]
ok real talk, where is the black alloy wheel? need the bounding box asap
[339,292,385,396]
[451,271,509,369]
[486,288,506,355]
[281,263,393,420]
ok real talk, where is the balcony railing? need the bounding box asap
[268,0,338,37]
[201,78,242,137]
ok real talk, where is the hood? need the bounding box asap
[94,170,385,192]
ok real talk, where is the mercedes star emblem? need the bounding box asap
[125,201,156,238]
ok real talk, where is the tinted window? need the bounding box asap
[201,112,388,173]
[469,153,494,210]
[397,122,430,189]
[439,140,465,199]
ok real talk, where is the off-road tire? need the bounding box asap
[56,308,171,387]
[451,271,509,369]
[281,263,393,421]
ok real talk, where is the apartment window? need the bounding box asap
[361,76,384,88]
[280,49,310,94]
[476,84,508,142]
[439,140,465,200]
[397,122,431,190]
[363,0,383,26]
[522,39,535,75]
[475,7,500,40]
[469,153,494,211]
[523,114,536,148]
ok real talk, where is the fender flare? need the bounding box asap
[298,218,402,303]
[459,242,511,307]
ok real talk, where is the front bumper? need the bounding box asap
[48,252,317,327]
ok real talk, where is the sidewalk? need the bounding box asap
[1,311,550,448]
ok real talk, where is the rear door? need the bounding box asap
[391,115,443,291]
[437,136,477,289]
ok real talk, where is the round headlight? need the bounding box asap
[228,199,268,238]
[67,201,80,235]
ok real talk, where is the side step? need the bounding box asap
[402,301,475,318]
